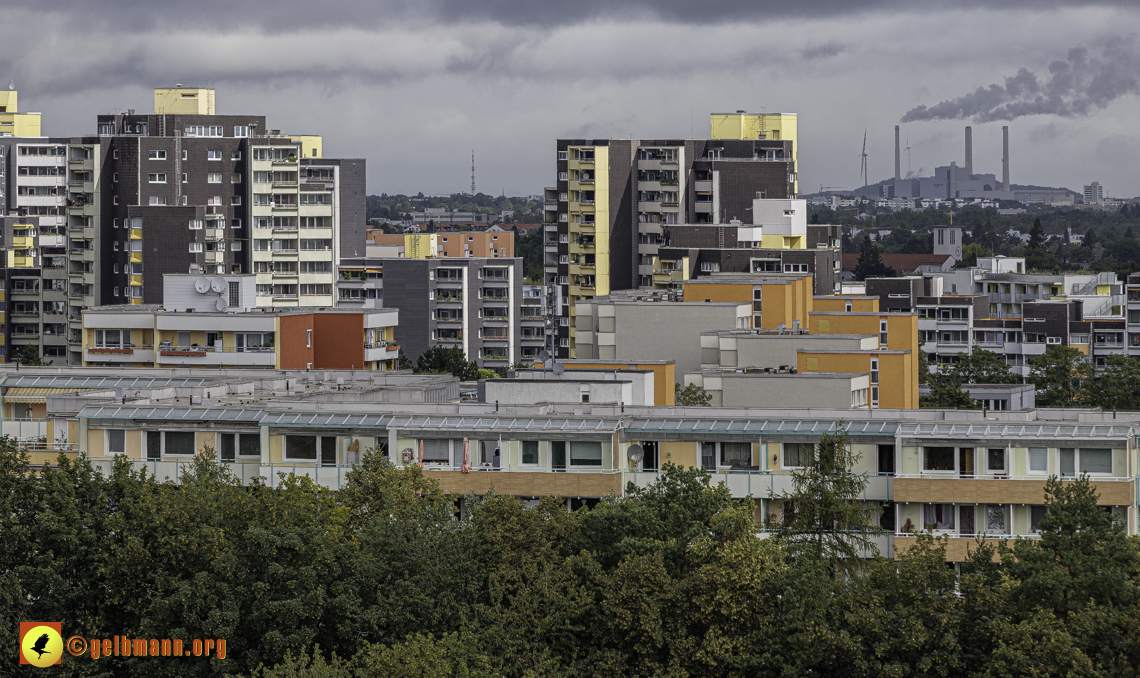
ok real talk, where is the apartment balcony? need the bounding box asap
[894,535,1016,562]
[364,342,401,363]
[156,345,276,367]
[694,180,713,193]
[894,476,1134,506]
[85,346,155,364]
[694,202,713,213]
[638,181,663,192]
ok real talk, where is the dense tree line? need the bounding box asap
[3,433,1138,677]
[825,203,1140,277]
[366,193,542,224]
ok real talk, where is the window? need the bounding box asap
[207,173,222,183]
[1030,505,1048,532]
[570,441,603,466]
[922,446,955,472]
[923,503,955,531]
[1060,448,1112,476]
[783,442,814,468]
[1028,447,1048,474]
[189,219,203,229]
[234,126,250,138]
[188,242,203,253]
[231,241,241,251]
[720,442,751,466]
[879,319,888,345]
[148,196,168,205]
[419,439,451,464]
[985,505,1007,533]
[232,219,242,229]
[522,440,539,465]
[148,150,167,160]
[185,126,223,137]
[163,431,196,456]
[207,150,222,161]
[987,448,1006,473]
[108,430,125,454]
[285,435,338,464]
[231,173,242,183]
[877,444,895,474]
[148,173,167,183]
[306,329,312,348]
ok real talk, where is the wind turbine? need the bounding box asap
[859,129,868,188]
[904,134,912,175]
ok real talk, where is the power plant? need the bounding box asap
[889,125,1012,200]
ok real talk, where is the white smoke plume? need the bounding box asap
[902,37,1140,123]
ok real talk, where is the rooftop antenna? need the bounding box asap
[859,129,869,188]
[470,150,475,195]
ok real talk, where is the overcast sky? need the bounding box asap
[4,1,1140,197]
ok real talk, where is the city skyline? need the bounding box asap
[3,2,1140,196]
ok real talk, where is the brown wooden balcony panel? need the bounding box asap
[894,477,1134,505]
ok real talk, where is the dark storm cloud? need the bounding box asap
[24,0,1138,29]
[902,37,1140,123]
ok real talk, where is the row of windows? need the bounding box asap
[921,445,1113,476]
[147,172,240,184]
[147,149,241,161]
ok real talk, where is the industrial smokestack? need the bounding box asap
[1002,125,1010,191]
[894,125,901,180]
[964,126,973,177]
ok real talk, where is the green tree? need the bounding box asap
[674,381,712,406]
[1028,345,1092,407]
[15,344,48,365]
[339,446,452,527]
[771,426,881,567]
[954,345,1021,384]
[415,345,480,380]
[1086,354,1140,411]
[852,233,894,280]
[1028,217,1046,250]
[920,369,979,409]
[959,242,992,268]
[395,347,413,370]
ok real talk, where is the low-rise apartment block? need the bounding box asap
[81,274,398,370]
[3,365,1135,562]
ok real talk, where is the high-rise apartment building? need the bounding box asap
[2,86,367,365]
[1084,182,1104,206]
[547,111,799,358]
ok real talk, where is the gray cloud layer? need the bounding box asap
[4,2,1140,195]
[25,0,1139,28]
[901,37,1140,123]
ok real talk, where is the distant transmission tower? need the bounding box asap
[471,150,476,195]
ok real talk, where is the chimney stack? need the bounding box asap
[1002,125,1010,191]
[894,125,901,181]
[964,126,973,177]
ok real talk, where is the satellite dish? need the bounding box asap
[194,277,210,293]
[627,444,644,464]
[552,362,565,375]
[538,349,551,361]
[211,277,227,293]
[215,298,228,311]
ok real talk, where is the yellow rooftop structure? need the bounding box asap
[0,88,42,137]
[710,111,798,194]
[154,86,215,115]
